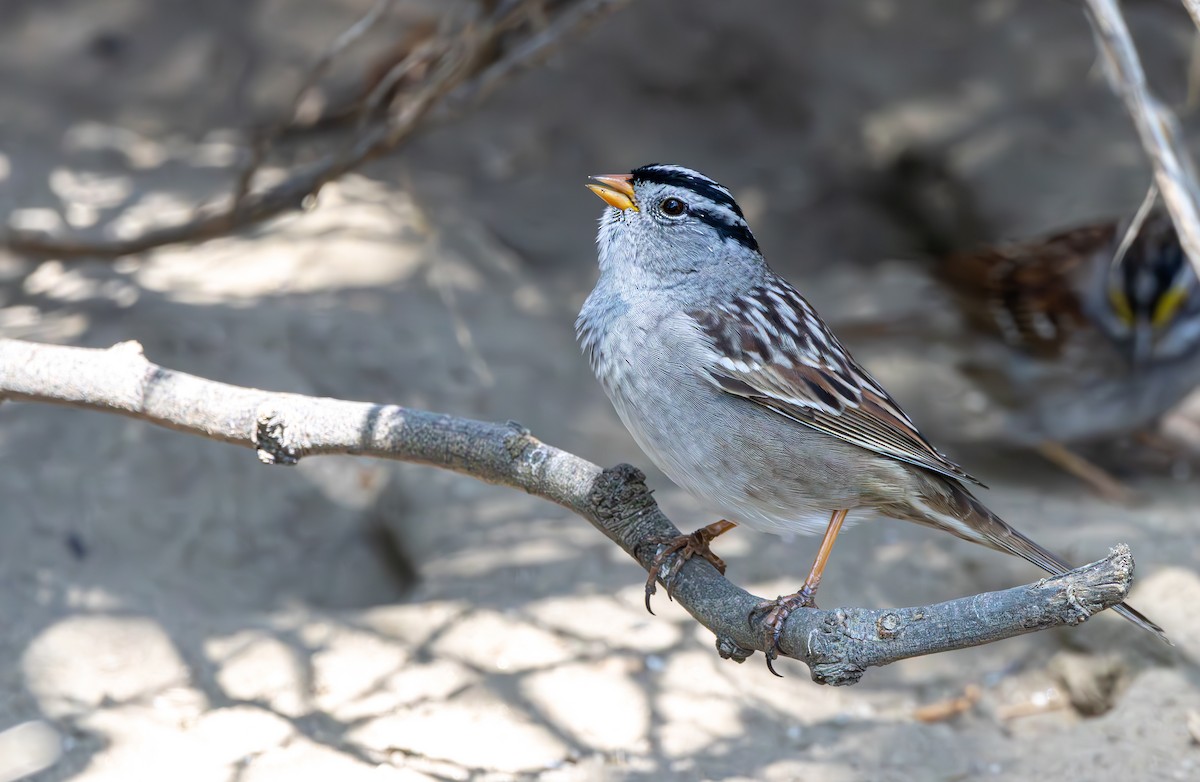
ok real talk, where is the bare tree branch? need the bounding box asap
[1183,1,1200,37]
[0,337,1143,684]
[2,0,630,260]
[232,0,399,209]
[1084,0,1200,277]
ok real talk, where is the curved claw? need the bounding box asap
[644,568,661,615]
[642,526,731,614]
[644,537,687,615]
[751,586,819,677]
[764,649,783,678]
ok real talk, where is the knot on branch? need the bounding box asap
[588,464,653,521]
[810,658,868,687]
[803,609,867,687]
[875,611,903,639]
[255,409,301,466]
[502,420,538,461]
[587,464,670,559]
[715,635,754,664]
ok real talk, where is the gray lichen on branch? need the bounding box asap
[0,337,1142,684]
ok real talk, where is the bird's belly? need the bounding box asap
[602,362,875,537]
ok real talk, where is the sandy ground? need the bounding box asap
[2,1,1200,780]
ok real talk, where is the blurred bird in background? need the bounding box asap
[863,152,1200,500]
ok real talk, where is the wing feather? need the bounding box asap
[938,221,1115,357]
[691,279,983,486]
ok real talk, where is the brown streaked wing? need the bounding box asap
[691,283,984,487]
[938,221,1117,357]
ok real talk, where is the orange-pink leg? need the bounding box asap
[756,509,848,676]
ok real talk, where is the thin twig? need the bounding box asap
[1111,179,1159,268]
[355,30,443,131]
[232,0,398,208]
[437,0,626,113]
[0,337,1145,684]
[2,0,630,260]
[1084,0,1200,277]
[1183,1,1200,32]
[303,0,398,106]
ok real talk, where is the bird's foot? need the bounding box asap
[644,522,731,614]
[752,585,818,677]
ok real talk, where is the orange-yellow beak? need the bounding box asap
[586,174,638,212]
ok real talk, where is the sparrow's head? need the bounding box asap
[586,164,763,289]
[1101,213,1200,364]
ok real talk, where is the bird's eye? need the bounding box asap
[660,197,686,217]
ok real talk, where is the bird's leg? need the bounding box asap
[755,509,848,676]
[644,519,736,613]
[1132,428,1200,467]
[1036,441,1136,504]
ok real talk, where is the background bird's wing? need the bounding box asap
[689,280,983,486]
[937,221,1116,358]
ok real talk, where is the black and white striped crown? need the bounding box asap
[630,164,759,252]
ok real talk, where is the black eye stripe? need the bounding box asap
[1119,221,1187,311]
[688,207,759,253]
[627,164,759,251]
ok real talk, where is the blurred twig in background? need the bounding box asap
[2,0,630,260]
[230,0,400,209]
[1084,0,1200,276]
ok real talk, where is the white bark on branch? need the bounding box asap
[0,338,1143,684]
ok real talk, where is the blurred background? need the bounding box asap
[1,1,1199,780]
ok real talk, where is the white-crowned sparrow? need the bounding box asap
[577,164,1166,670]
[932,211,1200,497]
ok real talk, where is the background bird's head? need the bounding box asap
[1099,213,1200,364]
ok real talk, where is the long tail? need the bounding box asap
[927,484,1169,643]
